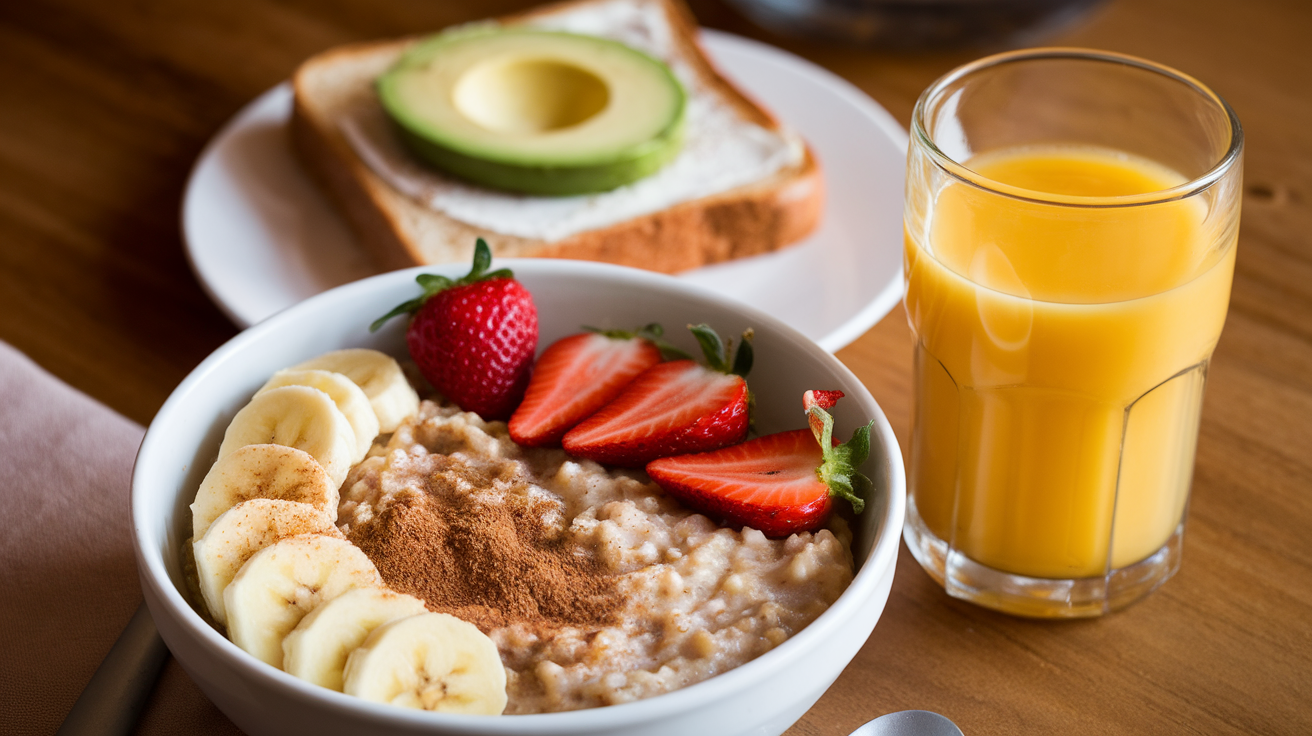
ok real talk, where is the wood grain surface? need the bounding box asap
[1,0,1308,733]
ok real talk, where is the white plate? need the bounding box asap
[182,30,908,352]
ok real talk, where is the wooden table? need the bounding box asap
[2,0,1308,733]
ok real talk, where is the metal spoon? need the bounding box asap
[56,602,169,736]
[849,710,965,736]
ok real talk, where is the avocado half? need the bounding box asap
[377,29,687,196]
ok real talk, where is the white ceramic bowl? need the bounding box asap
[132,260,906,736]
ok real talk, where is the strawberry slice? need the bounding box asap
[509,328,664,447]
[804,389,844,437]
[646,392,874,537]
[648,430,828,535]
[803,389,844,411]
[562,324,753,467]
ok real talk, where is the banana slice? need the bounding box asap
[225,533,382,668]
[283,588,429,691]
[291,349,419,433]
[218,385,357,488]
[258,369,379,463]
[343,612,507,715]
[193,498,339,625]
[191,444,338,539]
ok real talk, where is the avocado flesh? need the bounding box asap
[378,29,686,196]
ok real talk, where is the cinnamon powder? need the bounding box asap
[348,457,621,633]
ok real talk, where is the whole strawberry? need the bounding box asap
[372,239,537,420]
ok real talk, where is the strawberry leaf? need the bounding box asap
[846,421,873,468]
[457,240,513,285]
[688,323,728,371]
[415,273,453,294]
[371,238,515,332]
[808,401,874,515]
[732,328,754,378]
[469,237,492,275]
[588,322,668,341]
[582,323,693,361]
[370,295,424,332]
[687,324,754,377]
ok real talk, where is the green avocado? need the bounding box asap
[377,28,686,196]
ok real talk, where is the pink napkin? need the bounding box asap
[0,341,242,735]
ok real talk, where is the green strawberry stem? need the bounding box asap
[686,323,755,430]
[581,323,693,361]
[370,238,512,332]
[688,323,753,377]
[808,403,875,515]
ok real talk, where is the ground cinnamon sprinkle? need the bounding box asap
[347,455,622,633]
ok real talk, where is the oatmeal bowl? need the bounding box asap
[132,258,906,736]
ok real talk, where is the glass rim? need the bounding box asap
[910,47,1244,209]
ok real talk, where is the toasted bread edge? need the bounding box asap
[289,0,824,274]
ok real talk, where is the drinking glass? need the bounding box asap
[723,0,1106,49]
[902,49,1243,617]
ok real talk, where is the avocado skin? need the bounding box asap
[376,28,687,197]
[392,115,686,196]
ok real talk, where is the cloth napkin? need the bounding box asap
[0,341,242,736]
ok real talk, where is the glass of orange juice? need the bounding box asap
[903,49,1242,617]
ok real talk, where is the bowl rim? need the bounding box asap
[132,258,906,730]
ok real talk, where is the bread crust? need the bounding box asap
[290,0,823,274]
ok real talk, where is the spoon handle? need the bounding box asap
[56,602,170,736]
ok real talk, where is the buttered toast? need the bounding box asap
[291,0,823,273]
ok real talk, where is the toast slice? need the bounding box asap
[291,0,823,273]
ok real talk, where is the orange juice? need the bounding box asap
[904,146,1237,580]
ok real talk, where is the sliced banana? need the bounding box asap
[283,588,429,691]
[218,385,357,488]
[191,443,338,539]
[258,369,379,463]
[291,349,419,433]
[224,533,382,668]
[343,612,507,715]
[193,498,340,625]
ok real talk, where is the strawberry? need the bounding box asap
[508,325,666,447]
[646,391,874,537]
[372,239,537,420]
[562,324,753,467]
[803,389,844,411]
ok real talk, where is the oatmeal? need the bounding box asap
[338,400,854,714]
